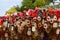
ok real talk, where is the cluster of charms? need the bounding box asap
[0,7,60,40]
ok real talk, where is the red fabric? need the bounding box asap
[28,9,39,17]
[11,16,15,22]
[48,10,54,15]
[54,10,60,18]
[43,12,46,17]
[17,12,24,18]
[31,13,37,17]
[28,9,35,17]
[54,10,60,16]
[35,7,40,16]
[23,10,27,18]
[3,15,10,20]
[0,19,3,25]
[35,9,40,14]
[57,15,60,19]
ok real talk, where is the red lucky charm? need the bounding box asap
[27,20,30,25]
[53,15,57,21]
[25,19,30,25]
[44,23,48,29]
[37,16,41,21]
[31,13,37,17]
[11,16,15,22]
[58,15,60,22]
[38,23,41,28]
[17,12,24,18]
[23,10,27,18]
[0,19,3,27]
[35,7,40,16]
[50,19,54,23]
[26,10,29,16]
[54,10,57,15]
[28,9,35,17]
[43,12,46,18]
[4,15,10,20]
[53,22,58,28]
[48,10,54,15]
[35,7,40,13]
[35,7,40,10]
[47,16,51,21]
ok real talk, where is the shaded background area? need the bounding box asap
[0,0,22,16]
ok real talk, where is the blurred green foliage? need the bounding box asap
[6,6,17,15]
[15,0,52,12]
[6,0,52,14]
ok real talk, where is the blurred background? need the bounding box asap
[0,0,60,16]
